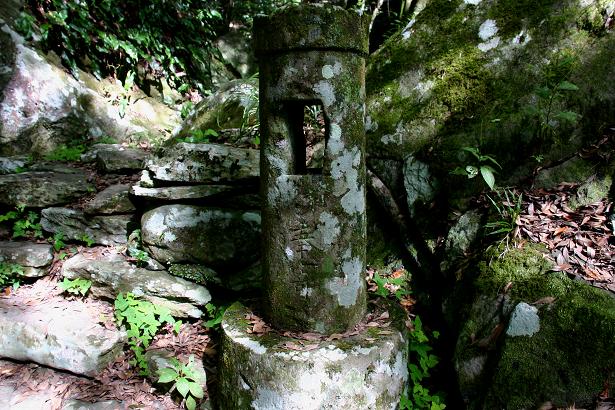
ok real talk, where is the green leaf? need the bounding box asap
[188,381,204,399]
[480,154,502,169]
[557,81,579,91]
[461,146,480,160]
[176,377,190,397]
[555,111,579,123]
[450,167,468,176]
[535,86,551,99]
[480,165,496,190]
[157,367,179,383]
[186,395,197,410]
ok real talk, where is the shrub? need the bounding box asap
[18,0,224,93]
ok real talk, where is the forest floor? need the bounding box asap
[1,137,614,408]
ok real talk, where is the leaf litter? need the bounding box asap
[512,183,615,294]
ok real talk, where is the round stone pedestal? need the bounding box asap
[217,303,408,409]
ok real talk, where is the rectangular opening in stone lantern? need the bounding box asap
[287,101,327,175]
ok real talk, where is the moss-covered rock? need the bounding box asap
[174,78,258,139]
[366,0,615,213]
[453,244,615,408]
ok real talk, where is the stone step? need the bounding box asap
[61,250,211,318]
[0,293,125,377]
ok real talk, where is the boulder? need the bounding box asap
[62,400,125,410]
[0,241,53,277]
[174,78,258,137]
[41,208,131,245]
[452,244,615,408]
[61,251,211,318]
[146,143,259,183]
[0,296,124,376]
[0,23,179,157]
[84,184,136,215]
[366,0,615,210]
[0,171,93,207]
[141,205,261,272]
[94,144,147,173]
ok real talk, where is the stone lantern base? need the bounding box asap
[216,303,408,409]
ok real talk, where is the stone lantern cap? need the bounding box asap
[253,4,369,56]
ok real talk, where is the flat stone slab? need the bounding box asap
[0,171,93,207]
[62,251,211,318]
[0,296,124,377]
[218,303,408,409]
[41,207,131,245]
[0,240,53,277]
[130,184,237,201]
[146,143,259,183]
[84,184,135,215]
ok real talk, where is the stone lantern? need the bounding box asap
[217,5,408,408]
[255,4,369,334]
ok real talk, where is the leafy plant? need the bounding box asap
[0,205,43,239]
[451,147,501,190]
[127,229,150,267]
[59,277,92,296]
[180,101,194,120]
[236,73,261,147]
[114,292,176,375]
[51,231,65,252]
[44,143,86,162]
[80,234,95,247]
[17,0,224,94]
[177,129,219,144]
[0,262,24,290]
[130,248,150,266]
[157,355,205,410]
[400,316,446,410]
[203,302,228,329]
[118,70,135,118]
[372,271,411,300]
[96,135,119,144]
[485,188,523,236]
[528,53,580,144]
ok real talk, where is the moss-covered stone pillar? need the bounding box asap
[254,4,370,334]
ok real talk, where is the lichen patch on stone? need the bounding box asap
[478,36,500,52]
[312,80,336,107]
[506,302,540,337]
[479,19,499,41]
[325,256,362,307]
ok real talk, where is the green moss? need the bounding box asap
[168,264,219,285]
[431,48,490,119]
[463,244,615,408]
[568,174,612,209]
[487,0,562,37]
